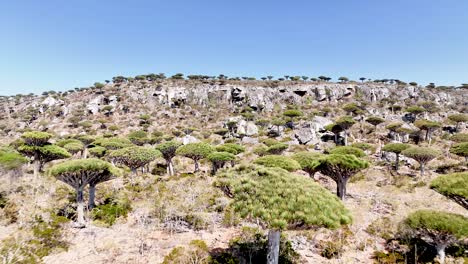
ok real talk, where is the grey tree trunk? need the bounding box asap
[267,230,280,264]
[166,159,175,176]
[343,130,348,146]
[395,153,400,171]
[88,184,96,209]
[194,160,199,172]
[82,148,88,159]
[420,163,425,176]
[76,187,85,226]
[33,159,40,179]
[436,244,446,264]
[336,178,348,200]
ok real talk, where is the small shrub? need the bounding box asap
[91,197,132,226]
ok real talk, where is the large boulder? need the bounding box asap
[87,95,104,115]
[181,135,199,145]
[294,124,319,145]
[236,120,258,136]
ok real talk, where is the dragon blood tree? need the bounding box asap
[207,151,235,175]
[292,151,323,179]
[176,142,214,172]
[382,143,410,171]
[431,172,468,209]
[215,164,351,264]
[17,131,71,178]
[316,154,369,200]
[403,210,468,263]
[49,158,120,227]
[156,140,182,176]
[402,146,440,176]
[108,146,160,175]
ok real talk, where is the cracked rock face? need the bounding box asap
[294,116,334,145]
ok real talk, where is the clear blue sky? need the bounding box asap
[1,0,467,95]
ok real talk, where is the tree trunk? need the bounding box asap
[194,160,199,172]
[455,122,460,132]
[76,187,85,226]
[420,163,425,176]
[343,130,348,146]
[395,153,400,171]
[336,178,348,200]
[211,163,218,175]
[82,148,88,159]
[267,229,280,264]
[167,159,174,176]
[436,244,446,264]
[334,133,338,145]
[88,184,96,209]
[33,157,40,179]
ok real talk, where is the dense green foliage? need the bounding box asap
[335,116,355,129]
[448,113,468,123]
[108,146,160,171]
[382,143,410,154]
[265,143,289,155]
[91,197,132,226]
[317,154,369,172]
[49,158,120,177]
[88,146,106,157]
[405,210,468,239]
[254,155,301,172]
[365,116,385,127]
[208,152,236,162]
[431,172,468,203]
[450,142,468,159]
[0,147,28,170]
[18,144,71,162]
[215,165,352,229]
[127,130,149,146]
[93,137,133,150]
[406,106,425,115]
[451,133,468,143]
[176,143,214,161]
[283,109,303,118]
[292,151,322,176]
[402,147,440,174]
[215,143,245,155]
[63,142,84,154]
[156,141,182,160]
[329,146,366,157]
[21,131,53,146]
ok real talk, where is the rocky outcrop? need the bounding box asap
[294,116,334,145]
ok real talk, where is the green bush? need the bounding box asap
[451,133,468,143]
[254,155,301,172]
[91,197,132,226]
[215,143,245,155]
[127,130,150,146]
[88,146,106,157]
[450,142,468,160]
[0,147,28,171]
[329,146,366,157]
[92,137,133,150]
